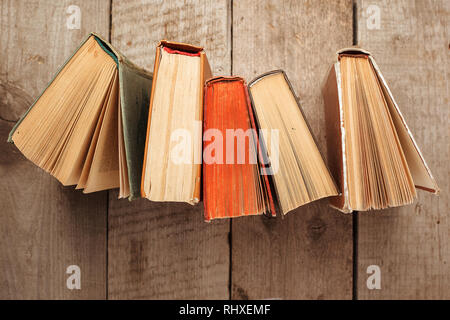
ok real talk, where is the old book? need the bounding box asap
[203,77,275,221]
[323,48,439,213]
[8,33,153,200]
[248,70,338,215]
[141,41,211,204]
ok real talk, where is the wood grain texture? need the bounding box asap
[108,0,231,299]
[0,0,110,299]
[356,0,449,299]
[110,0,231,74]
[231,0,354,299]
[2,0,448,301]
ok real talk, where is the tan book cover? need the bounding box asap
[141,40,212,204]
[8,33,153,200]
[323,48,439,213]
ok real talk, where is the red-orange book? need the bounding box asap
[203,77,275,221]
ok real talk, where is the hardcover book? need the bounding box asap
[141,41,212,204]
[248,70,339,215]
[8,33,153,200]
[322,48,439,212]
[203,76,276,220]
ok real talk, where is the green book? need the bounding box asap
[8,33,152,200]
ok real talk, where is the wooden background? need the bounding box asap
[0,0,448,299]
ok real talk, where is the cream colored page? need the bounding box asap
[340,57,363,209]
[12,37,104,169]
[77,72,117,189]
[83,71,120,193]
[340,56,416,210]
[143,50,201,203]
[250,72,338,214]
[12,37,117,186]
[370,59,438,192]
[54,59,117,185]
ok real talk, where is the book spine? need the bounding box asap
[323,62,351,212]
[245,84,277,217]
[192,52,207,204]
[140,46,162,198]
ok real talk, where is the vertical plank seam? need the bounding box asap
[106,190,109,300]
[352,0,359,301]
[229,0,234,301]
[352,0,358,48]
[230,0,234,76]
[229,221,233,300]
[106,0,113,301]
[352,213,359,300]
[108,0,113,42]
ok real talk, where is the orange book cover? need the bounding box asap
[203,77,275,221]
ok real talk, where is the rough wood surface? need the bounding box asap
[1,0,449,300]
[110,0,231,75]
[356,0,449,299]
[231,0,354,299]
[108,0,231,299]
[0,0,109,299]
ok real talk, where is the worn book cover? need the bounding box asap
[8,33,152,200]
[248,70,338,215]
[323,48,439,213]
[141,40,212,204]
[203,76,276,220]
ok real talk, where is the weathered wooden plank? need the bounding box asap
[110,0,231,75]
[231,0,354,299]
[108,0,231,299]
[356,0,449,299]
[0,0,110,299]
